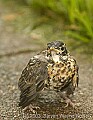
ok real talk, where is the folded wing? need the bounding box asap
[18,53,48,108]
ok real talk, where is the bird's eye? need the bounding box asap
[61,47,64,50]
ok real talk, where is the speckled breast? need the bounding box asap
[47,59,75,91]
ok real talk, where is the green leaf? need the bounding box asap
[65,31,90,43]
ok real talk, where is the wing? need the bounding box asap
[72,61,79,88]
[60,56,79,96]
[18,53,48,108]
[69,57,79,88]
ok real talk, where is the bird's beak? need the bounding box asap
[49,47,60,53]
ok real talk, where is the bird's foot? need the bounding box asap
[23,104,40,113]
[64,98,75,109]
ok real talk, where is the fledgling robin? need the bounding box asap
[18,41,79,113]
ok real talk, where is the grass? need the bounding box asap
[1,0,93,55]
[25,0,93,43]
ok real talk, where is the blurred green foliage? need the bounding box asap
[24,0,93,43]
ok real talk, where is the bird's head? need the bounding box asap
[47,41,68,62]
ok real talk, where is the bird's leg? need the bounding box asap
[23,104,40,113]
[64,97,75,108]
[59,92,75,108]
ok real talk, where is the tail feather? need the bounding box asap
[19,93,37,108]
[19,86,37,108]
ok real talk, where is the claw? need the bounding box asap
[64,98,75,109]
[23,104,40,113]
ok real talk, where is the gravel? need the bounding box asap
[0,53,93,120]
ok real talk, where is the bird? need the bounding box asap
[18,41,79,112]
